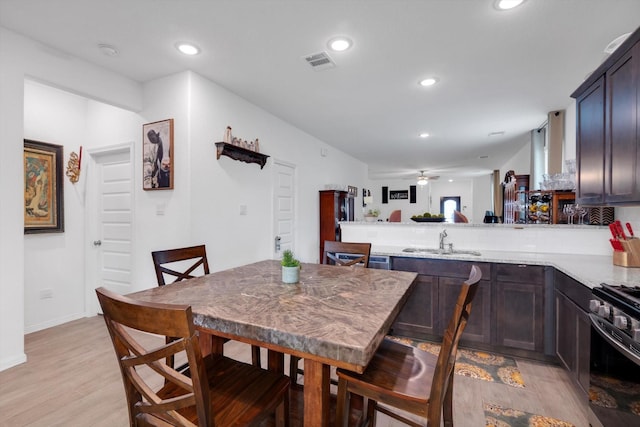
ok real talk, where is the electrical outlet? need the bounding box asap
[40,289,53,299]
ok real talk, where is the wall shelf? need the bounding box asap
[215,142,269,169]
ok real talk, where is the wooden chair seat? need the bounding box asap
[96,287,290,427]
[335,265,482,427]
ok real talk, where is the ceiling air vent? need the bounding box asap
[303,51,336,71]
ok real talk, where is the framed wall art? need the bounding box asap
[24,139,64,234]
[143,118,174,190]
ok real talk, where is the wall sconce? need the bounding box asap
[66,146,82,183]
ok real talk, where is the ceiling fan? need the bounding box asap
[416,171,439,186]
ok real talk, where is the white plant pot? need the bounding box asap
[364,215,378,222]
[282,266,300,284]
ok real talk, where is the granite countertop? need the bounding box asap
[372,245,640,289]
[130,259,418,369]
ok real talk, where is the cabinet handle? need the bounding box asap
[517,264,528,268]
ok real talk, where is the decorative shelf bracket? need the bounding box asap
[215,142,269,169]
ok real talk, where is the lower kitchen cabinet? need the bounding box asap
[495,264,545,352]
[555,270,591,397]
[391,274,437,338]
[439,275,491,344]
[391,257,492,345]
[391,257,552,359]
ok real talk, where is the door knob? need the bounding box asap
[93,240,102,246]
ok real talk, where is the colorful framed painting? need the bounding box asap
[24,139,64,234]
[143,118,174,190]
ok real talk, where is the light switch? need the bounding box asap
[156,204,165,216]
[240,205,247,215]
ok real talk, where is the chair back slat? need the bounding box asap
[96,287,211,426]
[323,241,372,268]
[427,265,482,424]
[152,245,210,286]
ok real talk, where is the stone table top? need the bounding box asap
[129,259,418,370]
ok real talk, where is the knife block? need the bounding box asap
[613,239,640,267]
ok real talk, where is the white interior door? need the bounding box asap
[85,144,133,315]
[273,161,295,259]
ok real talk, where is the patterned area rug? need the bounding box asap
[387,336,525,388]
[590,373,640,416]
[483,402,575,427]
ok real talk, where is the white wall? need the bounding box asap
[363,178,479,223]
[2,25,368,370]
[0,26,144,371]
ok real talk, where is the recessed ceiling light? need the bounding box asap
[98,44,119,57]
[175,42,200,56]
[327,37,352,52]
[494,0,526,10]
[419,132,430,138]
[419,77,438,87]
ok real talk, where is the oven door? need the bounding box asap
[589,314,640,427]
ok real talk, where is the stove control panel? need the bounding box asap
[590,298,640,343]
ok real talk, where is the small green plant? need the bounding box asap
[281,249,300,267]
[367,208,380,217]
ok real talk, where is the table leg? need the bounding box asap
[303,358,330,427]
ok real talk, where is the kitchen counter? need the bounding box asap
[340,221,639,289]
[372,245,640,289]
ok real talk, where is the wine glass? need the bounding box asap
[577,205,588,225]
[563,204,576,224]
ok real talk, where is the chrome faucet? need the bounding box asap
[439,229,448,251]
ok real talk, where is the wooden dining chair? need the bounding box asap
[322,241,372,267]
[335,265,482,427]
[96,287,290,427]
[152,245,262,368]
[289,241,373,387]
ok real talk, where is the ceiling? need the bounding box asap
[2,0,639,181]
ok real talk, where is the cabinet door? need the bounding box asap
[576,76,606,204]
[391,274,438,339]
[496,280,544,351]
[605,43,640,203]
[576,308,591,396]
[555,290,576,373]
[439,277,491,344]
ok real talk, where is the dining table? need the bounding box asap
[129,259,417,427]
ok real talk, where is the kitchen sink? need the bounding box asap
[402,247,481,256]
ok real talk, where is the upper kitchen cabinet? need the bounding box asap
[572,26,640,205]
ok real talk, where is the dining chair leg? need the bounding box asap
[336,377,350,427]
[442,370,455,427]
[366,399,378,427]
[251,345,262,368]
[275,389,290,427]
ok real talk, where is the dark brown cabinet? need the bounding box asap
[554,271,591,398]
[390,258,492,345]
[318,190,354,261]
[572,26,640,205]
[391,258,553,359]
[495,264,545,352]
[390,272,438,338]
[605,41,640,203]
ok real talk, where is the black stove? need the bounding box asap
[590,284,640,349]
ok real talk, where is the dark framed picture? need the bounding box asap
[24,139,64,234]
[143,118,174,190]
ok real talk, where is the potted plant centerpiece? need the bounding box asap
[364,208,380,222]
[281,249,301,284]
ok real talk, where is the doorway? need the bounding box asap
[85,143,133,315]
[440,196,461,222]
[273,160,296,259]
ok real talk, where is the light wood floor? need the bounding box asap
[0,316,590,427]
